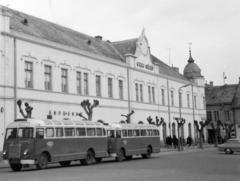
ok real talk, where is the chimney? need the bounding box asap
[95,35,102,41]
[209,81,214,86]
[172,66,179,73]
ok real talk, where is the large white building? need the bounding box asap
[0,6,206,149]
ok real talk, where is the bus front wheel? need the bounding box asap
[10,163,22,171]
[37,153,48,169]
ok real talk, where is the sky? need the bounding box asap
[0,0,239,85]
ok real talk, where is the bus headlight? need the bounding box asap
[2,150,6,155]
[23,149,29,155]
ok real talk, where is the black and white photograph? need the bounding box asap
[0,0,239,180]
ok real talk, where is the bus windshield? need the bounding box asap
[6,128,34,139]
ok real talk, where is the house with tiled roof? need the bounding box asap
[205,80,240,142]
[0,6,206,149]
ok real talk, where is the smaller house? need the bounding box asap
[205,79,240,143]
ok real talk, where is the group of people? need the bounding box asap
[165,135,193,148]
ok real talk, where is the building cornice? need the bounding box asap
[2,30,194,85]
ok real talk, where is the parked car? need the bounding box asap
[218,139,240,154]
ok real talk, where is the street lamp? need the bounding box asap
[177,83,193,150]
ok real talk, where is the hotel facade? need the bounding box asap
[0,6,206,149]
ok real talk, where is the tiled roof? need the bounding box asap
[5,7,124,61]
[3,6,188,81]
[205,84,238,105]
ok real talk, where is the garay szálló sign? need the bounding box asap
[136,62,153,71]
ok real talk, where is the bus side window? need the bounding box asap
[36,128,44,139]
[46,128,54,138]
[87,128,96,136]
[128,130,133,137]
[103,129,106,136]
[96,128,103,136]
[122,130,127,137]
[76,128,86,136]
[108,130,115,138]
[56,128,63,137]
[141,129,147,136]
[116,130,121,138]
[65,128,75,137]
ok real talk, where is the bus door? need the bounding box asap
[107,130,121,154]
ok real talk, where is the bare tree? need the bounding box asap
[17,100,33,118]
[147,116,153,125]
[194,120,211,149]
[79,99,99,120]
[121,110,134,124]
[210,120,223,147]
[155,116,164,127]
[174,117,186,151]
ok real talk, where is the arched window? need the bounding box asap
[172,122,176,136]
[188,123,192,137]
[162,122,167,143]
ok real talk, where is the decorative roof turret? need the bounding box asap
[183,43,203,79]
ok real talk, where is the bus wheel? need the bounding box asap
[59,161,71,167]
[95,157,102,163]
[81,150,94,165]
[142,146,152,159]
[125,155,133,160]
[37,153,48,169]
[10,163,22,171]
[116,148,125,162]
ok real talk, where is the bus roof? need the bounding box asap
[7,119,106,128]
[106,123,159,130]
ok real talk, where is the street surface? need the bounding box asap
[0,149,239,181]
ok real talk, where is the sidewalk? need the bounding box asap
[160,144,216,152]
[0,145,217,169]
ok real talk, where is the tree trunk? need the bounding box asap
[199,131,203,149]
[177,125,180,151]
[214,129,218,147]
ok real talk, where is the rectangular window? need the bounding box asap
[152,87,155,104]
[108,77,113,98]
[76,128,86,136]
[207,111,212,121]
[96,75,101,97]
[61,68,68,93]
[87,128,96,136]
[25,61,33,88]
[36,128,44,139]
[161,89,165,105]
[135,83,139,101]
[148,86,152,103]
[203,96,206,109]
[18,128,33,138]
[194,96,197,109]
[46,128,54,137]
[140,84,143,102]
[187,94,190,108]
[83,73,89,95]
[96,128,103,136]
[119,80,124,100]
[224,111,230,121]
[65,128,75,137]
[122,130,128,137]
[171,90,174,106]
[56,128,63,137]
[128,130,133,137]
[76,71,82,94]
[141,129,147,136]
[44,65,52,90]
[133,129,140,136]
[214,111,219,121]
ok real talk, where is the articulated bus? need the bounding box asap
[2,118,160,171]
